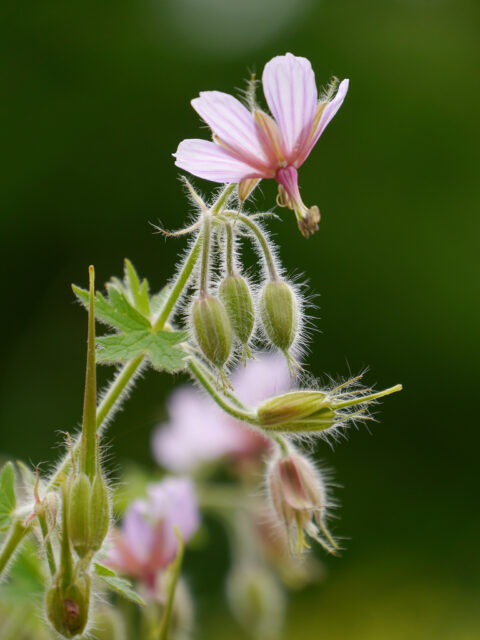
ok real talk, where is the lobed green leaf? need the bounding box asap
[0,462,16,533]
[94,563,146,606]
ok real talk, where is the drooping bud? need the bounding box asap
[68,472,91,558]
[267,451,337,554]
[226,562,285,640]
[219,274,255,359]
[192,295,232,369]
[46,572,91,638]
[259,280,298,353]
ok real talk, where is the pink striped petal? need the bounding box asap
[262,53,318,164]
[298,79,349,165]
[192,91,271,171]
[174,139,263,183]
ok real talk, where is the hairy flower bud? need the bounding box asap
[88,472,110,552]
[68,472,91,558]
[259,280,297,353]
[257,391,328,426]
[268,451,337,554]
[256,382,402,433]
[68,468,110,557]
[192,295,232,368]
[219,274,254,356]
[46,572,91,638]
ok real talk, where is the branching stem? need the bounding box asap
[188,358,257,425]
[233,212,278,280]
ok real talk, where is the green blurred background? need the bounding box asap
[1,0,479,637]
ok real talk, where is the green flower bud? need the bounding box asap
[192,295,232,368]
[219,274,254,351]
[88,472,110,552]
[256,382,402,433]
[259,281,297,352]
[68,472,91,558]
[46,573,91,638]
[257,391,329,426]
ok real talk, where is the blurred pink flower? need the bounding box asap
[174,52,348,237]
[152,353,291,473]
[105,478,199,590]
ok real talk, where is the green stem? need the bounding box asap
[153,231,203,331]
[191,358,246,410]
[199,214,211,297]
[225,223,235,276]
[0,520,27,575]
[235,213,278,280]
[188,358,257,425]
[96,354,146,430]
[81,266,97,480]
[37,511,56,577]
[273,434,290,456]
[158,528,184,640]
[212,183,236,215]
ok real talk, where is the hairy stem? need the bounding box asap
[212,183,236,214]
[199,213,211,297]
[225,223,235,276]
[188,358,257,425]
[153,231,203,331]
[96,355,146,430]
[235,213,278,280]
[38,511,57,577]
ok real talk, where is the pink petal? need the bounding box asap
[232,352,291,406]
[152,387,241,472]
[192,91,271,172]
[262,53,317,164]
[122,501,155,565]
[174,138,263,183]
[298,79,349,165]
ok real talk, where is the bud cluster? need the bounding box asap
[184,187,305,383]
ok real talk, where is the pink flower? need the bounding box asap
[174,52,349,238]
[152,353,291,473]
[105,478,199,591]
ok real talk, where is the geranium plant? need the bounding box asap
[0,53,401,640]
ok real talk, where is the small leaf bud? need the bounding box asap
[219,274,255,354]
[192,295,232,368]
[259,280,298,353]
[68,472,91,558]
